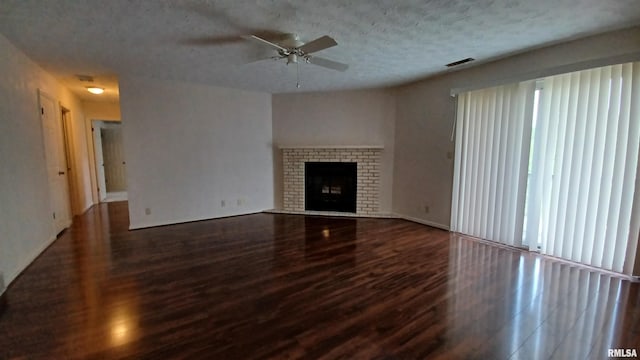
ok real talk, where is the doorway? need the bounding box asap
[92,121,127,202]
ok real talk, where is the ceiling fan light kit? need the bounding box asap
[286,53,298,65]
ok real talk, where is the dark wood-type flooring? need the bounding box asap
[0,202,639,359]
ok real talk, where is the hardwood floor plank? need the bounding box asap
[0,201,638,359]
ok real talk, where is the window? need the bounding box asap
[452,62,640,274]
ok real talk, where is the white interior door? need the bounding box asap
[92,121,107,202]
[60,108,79,215]
[39,91,71,234]
[101,126,127,192]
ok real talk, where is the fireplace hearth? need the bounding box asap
[305,162,357,213]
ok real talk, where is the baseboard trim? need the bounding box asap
[129,211,265,230]
[80,202,95,215]
[395,214,450,231]
[5,234,57,294]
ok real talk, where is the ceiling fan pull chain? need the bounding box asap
[296,61,301,88]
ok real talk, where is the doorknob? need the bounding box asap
[58,171,65,175]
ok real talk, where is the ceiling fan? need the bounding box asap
[243,33,349,72]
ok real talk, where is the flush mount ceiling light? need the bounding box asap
[86,86,104,94]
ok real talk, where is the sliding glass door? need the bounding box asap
[451,62,640,274]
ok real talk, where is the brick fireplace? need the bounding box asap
[281,146,382,215]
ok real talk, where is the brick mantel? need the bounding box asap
[282,147,382,215]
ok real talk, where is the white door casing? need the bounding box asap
[39,90,71,234]
[92,121,107,202]
[60,108,79,215]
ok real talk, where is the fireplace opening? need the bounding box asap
[305,162,357,213]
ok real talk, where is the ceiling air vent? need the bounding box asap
[446,58,475,67]
[76,74,94,82]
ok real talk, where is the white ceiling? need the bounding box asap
[1,0,640,99]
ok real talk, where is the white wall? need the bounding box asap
[83,101,121,121]
[392,26,640,230]
[119,76,273,229]
[272,89,396,213]
[82,101,121,204]
[0,34,92,289]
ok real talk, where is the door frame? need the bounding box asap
[89,120,123,202]
[38,89,72,234]
[100,125,127,194]
[60,106,80,215]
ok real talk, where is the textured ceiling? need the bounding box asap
[1,0,640,98]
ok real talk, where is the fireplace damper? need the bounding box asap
[305,162,357,212]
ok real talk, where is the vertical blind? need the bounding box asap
[451,62,640,274]
[451,81,535,247]
[525,62,640,274]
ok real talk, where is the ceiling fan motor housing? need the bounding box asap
[280,33,303,48]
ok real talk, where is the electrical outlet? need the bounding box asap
[424,205,430,214]
[145,208,151,215]
[221,200,226,207]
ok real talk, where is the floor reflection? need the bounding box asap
[303,217,357,263]
[106,283,140,348]
[1,204,638,359]
[65,202,141,354]
[447,233,640,358]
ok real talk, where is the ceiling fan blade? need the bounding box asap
[308,56,349,72]
[242,35,288,52]
[298,35,337,54]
